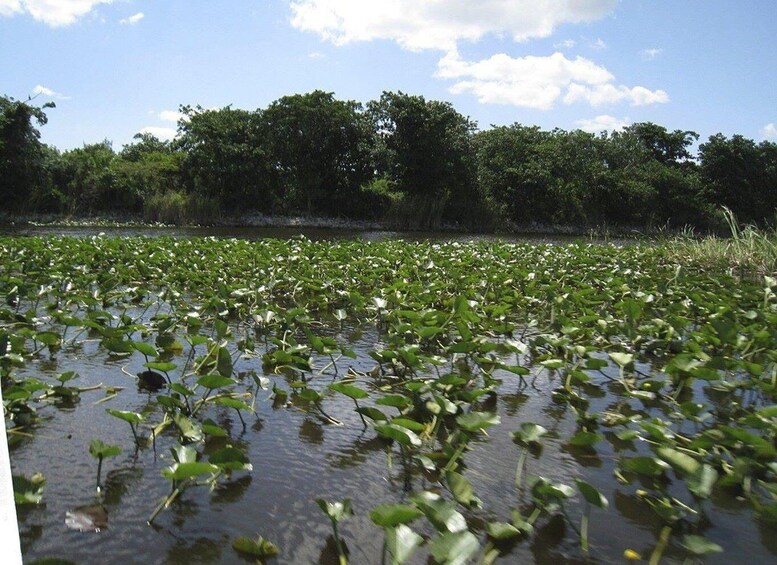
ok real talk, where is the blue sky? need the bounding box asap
[1,0,775,151]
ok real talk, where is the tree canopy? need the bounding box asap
[2,89,777,232]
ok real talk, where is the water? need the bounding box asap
[9,325,775,564]
[0,222,628,245]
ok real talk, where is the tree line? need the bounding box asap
[2,90,776,231]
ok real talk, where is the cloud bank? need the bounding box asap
[290,0,617,52]
[437,51,669,110]
[291,0,667,111]
[0,0,116,27]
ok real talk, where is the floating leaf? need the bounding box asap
[446,471,476,507]
[575,479,608,509]
[512,423,547,445]
[430,531,479,565]
[329,381,369,400]
[385,524,422,565]
[486,521,521,540]
[681,534,723,555]
[456,411,500,433]
[375,424,422,447]
[370,504,423,528]
[162,462,219,481]
[232,535,279,558]
[197,374,236,390]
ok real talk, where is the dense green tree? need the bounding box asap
[368,92,477,228]
[604,125,706,227]
[623,122,698,166]
[115,134,183,203]
[177,105,275,212]
[0,96,54,211]
[58,141,133,213]
[699,134,777,224]
[473,125,552,225]
[262,90,374,216]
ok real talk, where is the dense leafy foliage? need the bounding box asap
[2,91,777,230]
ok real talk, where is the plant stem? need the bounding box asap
[649,525,671,565]
[515,448,528,489]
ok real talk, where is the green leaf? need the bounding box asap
[35,331,61,347]
[213,397,252,411]
[385,524,422,565]
[609,352,634,368]
[316,498,352,523]
[390,417,427,432]
[329,381,369,400]
[197,374,236,390]
[208,447,252,472]
[575,479,608,509]
[232,535,279,558]
[375,395,412,410]
[686,464,718,499]
[201,419,228,437]
[681,534,723,555]
[356,406,388,422]
[430,531,479,565]
[456,411,500,433]
[375,424,422,447]
[446,471,476,506]
[132,341,158,358]
[568,431,602,448]
[162,462,218,481]
[486,521,521,540]
[88,439,121,460]
[410,491,466,533]
[217,346,233,378]
[106,408,144,425]
[173,413,203,443]
[144,361,177,372]
[370,504,423,527]
[656,447,700,475]
[12,473,45,505]
[512,423,547,445]
[621,457,668,477]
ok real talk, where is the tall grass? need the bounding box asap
[669,207,777,277]
[142,191,221,225]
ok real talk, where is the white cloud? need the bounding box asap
[564,83,669,106]
[762,123,777,141]
[0,0,116,26]
[158,110,186,123]
[641,48,662,61]
[290,0,617,52]
[437,51,668,110]
[119,11,143,25]
[553,39,576,49]
[0,0,22,17]
[308,51,325,59]
[589,37,607,49]
[575,114,630,133]
[139,126,177,141]
[32,84,70,99]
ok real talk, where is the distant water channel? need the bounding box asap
[0,223,634,245]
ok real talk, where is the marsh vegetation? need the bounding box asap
[3,232,777,563]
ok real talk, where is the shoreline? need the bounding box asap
[0,212,663,238]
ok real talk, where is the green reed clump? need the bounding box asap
[668,207,777,277]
